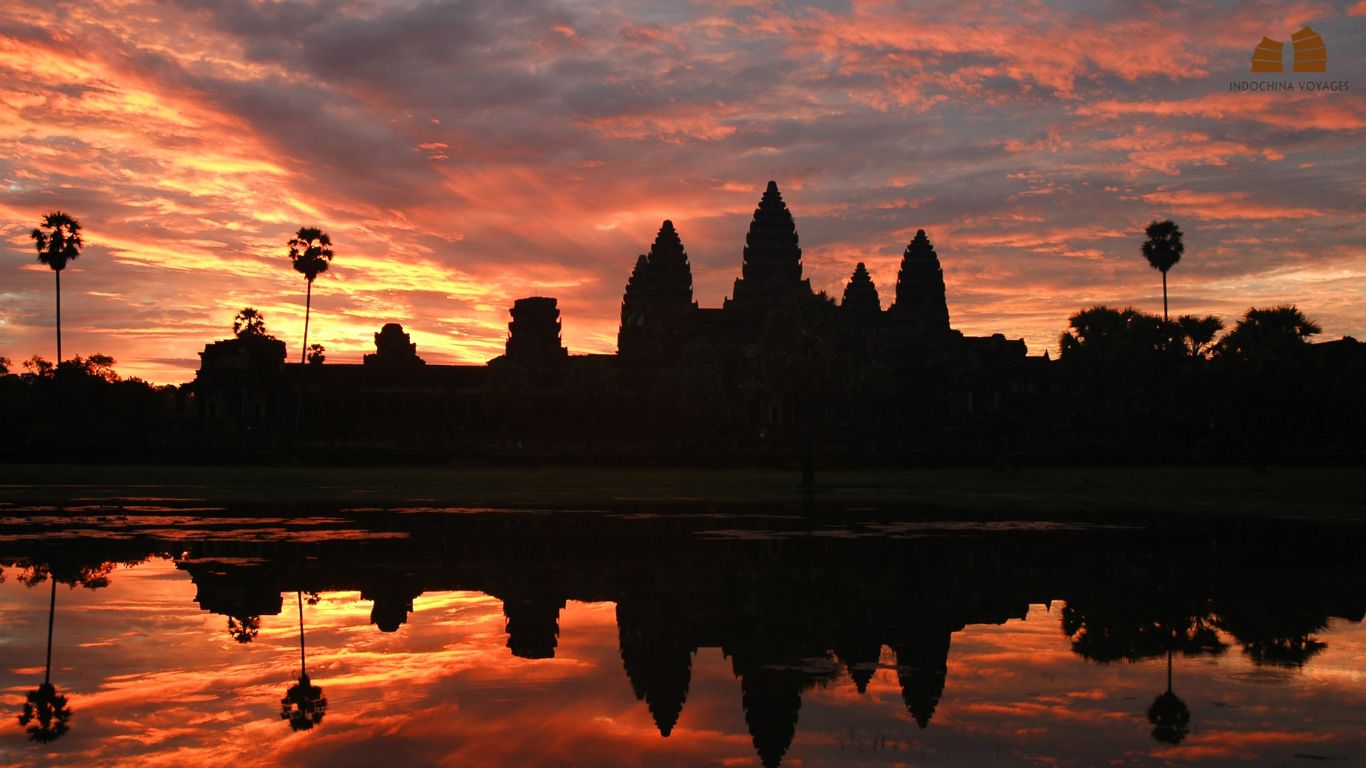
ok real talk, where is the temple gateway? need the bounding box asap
[192,181,1052,460]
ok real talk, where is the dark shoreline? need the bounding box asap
[1,463,1363,518]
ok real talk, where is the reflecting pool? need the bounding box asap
[2,504,1364,766]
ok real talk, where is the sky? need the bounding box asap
[1,0,1363,384]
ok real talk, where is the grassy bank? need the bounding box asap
[0,463,1362,518]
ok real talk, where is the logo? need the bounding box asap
[1251,27,1326,73]
[1230,26,1346,92]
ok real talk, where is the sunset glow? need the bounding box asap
[1,0,1363,382]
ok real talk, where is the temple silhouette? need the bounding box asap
[189,180,1057,460]
[5,179,1357,464]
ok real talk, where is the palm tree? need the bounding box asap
[1059,306,1180,364]
[288,228,333,430]
[288,227,334,365]
[18,577,72,743]
[1217,305,1321,364]
[280,590,327,731]
[233,307,268,338]
[1175,315,1223,360]
[1214,305,1322,460]
[1141,220,1184,321]
[227,614,261,643]
[30,212,83,364]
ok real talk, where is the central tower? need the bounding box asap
[724,181,812,316]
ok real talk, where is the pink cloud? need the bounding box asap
[1137,189,1325,220]
[1081,93,1366,132]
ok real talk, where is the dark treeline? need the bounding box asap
[3,298,1361,467]
[3,508,1363,760]
[1053,304,1364,462]
[0,355,180,460]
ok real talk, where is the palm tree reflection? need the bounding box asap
[227,614,261,644]
[18,577,72,743]
[1147,650,1191,745]
[280,590,328,731]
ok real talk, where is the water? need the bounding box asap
[2,504,1364,766]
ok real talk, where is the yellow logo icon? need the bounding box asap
[1251,26,1326,73]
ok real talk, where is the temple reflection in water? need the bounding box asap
[3,506,1364,766]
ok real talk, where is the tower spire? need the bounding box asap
[889,229,950,334]
[725,181,811,315]
[841,262,881,321]
[617,220,697,363]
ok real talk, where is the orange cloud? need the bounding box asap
[1137,189,1326,220]
[1080,93,1366,132]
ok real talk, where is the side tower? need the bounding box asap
[364,323,426,367]
[840,262,882,324]
[506,297,568,366]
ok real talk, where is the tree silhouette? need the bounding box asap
[1213,306,1323,458]
[1057,305,1194,456]
[19,683,71,744]
[280,590,327,731]
[233,307,269,338]
[1175,315,1223,360]
[1146,651,1190,745]
[1214,585,1329,668]
[289,227,334,364]
[1062,596,1224,664]
[56,353,119,383]
[22,356,55,378]
[30,212,83,364]
[288,227,333,429]
[306,344,325,365]
[281,673,327,732]
[1141,220,1183,321]
[1217,306,1321,365]
[1059,306,1179,363]
[18,578,72,743]
[227,614,261,643]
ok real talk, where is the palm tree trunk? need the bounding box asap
[297,587,308,672]
[45,577,56,686]
[55,269,62,364]
[1166,649,1173,694]
[1162,271,1168,322]
[297,280,311,366]
[295,280,312,432]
